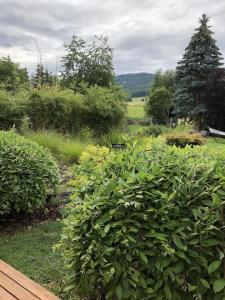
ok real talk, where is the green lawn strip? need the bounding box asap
[126,103,146,119]
[0,221,65,297]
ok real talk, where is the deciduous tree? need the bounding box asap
[61,35,114,92]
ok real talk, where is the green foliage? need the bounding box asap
[146,124,170,137]
[0,56,29,92]
[145,87,173,124]
[150,69,176,94]
[0,86,125,135]
[58,142,85,164]
[27,88,84,132]
[98,129,125,147]
[57,144,225,299]
[62,35,114,91]
[83,85,126,135]
[174,14,224,128]
[166,132,204,147]
[26,130,85,163]
[31,64,55,88]
[0,131,59,215]
[0,91,27,130]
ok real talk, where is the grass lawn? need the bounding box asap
[127,102,146,119]
[0,221,65,298]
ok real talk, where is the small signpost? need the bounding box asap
[112,143,125,149]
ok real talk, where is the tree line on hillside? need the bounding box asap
[116,73,154,98]
[146,14,225,131]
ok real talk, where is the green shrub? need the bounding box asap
[0,86,126,134]
[56,144,225,299]
[0,131,59,215]
[144,124,169,137]
[83,85,126,135]
[0,91,26,130]
[27,88,84,133]
[166,132,204,147]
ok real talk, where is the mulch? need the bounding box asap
[0,202,65,234]
[0,164,73,234]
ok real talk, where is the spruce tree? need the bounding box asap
[174,14,224,128]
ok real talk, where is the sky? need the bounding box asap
[0,0,225,75]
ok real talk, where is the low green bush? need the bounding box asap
[56,144,225,299]
[166,132,204,147]
[0,131,59,215]
[145,124,169,137]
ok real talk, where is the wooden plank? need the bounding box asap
[208,127,225,137]
[0,271,38,300]
[0,286,17,300]
[0,260,60,300]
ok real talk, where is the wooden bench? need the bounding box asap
[0,260,60,300]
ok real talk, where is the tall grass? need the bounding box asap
[25,131,86,163]
[98,129,125,147]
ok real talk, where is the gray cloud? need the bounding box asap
[0,0,224,75]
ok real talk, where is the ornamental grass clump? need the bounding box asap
[0,131,59,215]
[165,131,204,148]
[57,143,225,300]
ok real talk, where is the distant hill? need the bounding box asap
[116,72,154,98]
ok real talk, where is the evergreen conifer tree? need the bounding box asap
[174,14,224,128]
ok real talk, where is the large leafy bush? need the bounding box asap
[0,131,59,215]
[57,143,225,299]
[0,86,126,135]
[27,88,84,133]
[83,85,126,135]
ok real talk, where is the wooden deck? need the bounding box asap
[0,260,60,300]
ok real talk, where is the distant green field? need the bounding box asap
[127,101,146,119]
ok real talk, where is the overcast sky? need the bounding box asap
[0,0,224,75]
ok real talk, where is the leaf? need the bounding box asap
[115,285,123,300]
[164,285,172,300]
[212,193,221,207]
[140,251,148,264]
[172,234,187,251]
[200,278,210,289]
[154,279,163,291]
[208,260,221,274]
[213,279,225,293]
[104,224,110,233]
[188,283,197,292]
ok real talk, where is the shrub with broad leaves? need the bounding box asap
[56,143,225,299]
